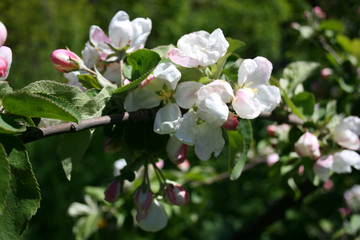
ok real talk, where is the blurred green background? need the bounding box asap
[1,0,360,239]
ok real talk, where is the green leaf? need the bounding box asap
[78,74,102,90]
[0,135,40,239]
[2,91,82,123]
[283,61,319,93]
[228,119,252,180]
[0,82,13,100]
[58,130,93,181]
[114,49,161,94]
[0,143,11,215]
[152,44,176,59]
[319,20,345,33]
[22,80,91,108]
[178,66,205,82]
[0,114,26,134]
[226,38,245,53]
[210,52,231,79]
[292,91,315,120]
[82,86,115,118]
[94,67,116,88]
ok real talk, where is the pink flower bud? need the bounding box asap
[294,132,321,160]
[136,199,168,232]
[266,153,279,167]
[134,186,153,217]
[321,68,332,79]
[313,6,326,19]
[221,115,239,130]
[103,137,122,154]
[166,136,188,164]
[290,22,300,30]
[323,180,334,191]
[104,180,120,203]
[50,49,82,73]
[266,124,277,137]
[165,184,190,206]
[177,159,190,172]
[298,165,305,175]
[0,22,7,46]
[0,56,8,78]
[155,159,164,169]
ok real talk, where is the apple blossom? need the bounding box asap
[165,184,190,206]
[294,132,321,160]
[344,185,360,211]
[168,28,229,68]
[0,46,12,81]
[332,150,360,173]
[232,57,281,119]
[166,135,188,164]
[266,124,277,137]
[321,68,333,79]
[134,186,153,220]
[50,49,82,73]
[266,153,279,167]
[313,155,334,181]
[313,6,326,19]
[0,21,7,46]
[333,116,360,151]
[136,199,168,232]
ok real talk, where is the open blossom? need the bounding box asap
[333,116,360,151]
[137,199,168,232]
[344,185,360,212]
[0,46,12,81]
[313,155,334,181]
[50,49,83,73]
[166,135,188,164]
[294,132,321,160]
[332,150,360,173]
[168,28,229,68]
[232,57,281,119]
[134,186,153,221]
[0,21,7,46]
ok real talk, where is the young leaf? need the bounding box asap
[58,130,93,181]
[152,44,176,59]
[114,49,161,94]
[178,66,205,83]
[226,38,245,53]
[0,114,26,134]
[0,82,13,100]
[283,61,319,93]
[22,80,91,108]
[292,91,315,120]
[81,86,115,119]
[210,52,232,80]
[0,143,11,215]
[228,119,252,180]
[0,135,40,239]
[2,91,82,123]
[78,74,102,90]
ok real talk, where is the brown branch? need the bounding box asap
[20,110,156,144]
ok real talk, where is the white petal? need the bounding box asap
[153,62,181,90]
[248,56,273,86]
[175,110,198,145]
[313,155,333,181]
[232,88,261,119]
[175,81,203,109]
[197,92,229,126]
[127,17,152,53]
[168,48,200,68]
[343,116,360,135]
[154,103,181,134]
[255,85,281,113]
[82,42,100,68]
[103,62,121,84]
[332,150,360,173]
[334,122,360,150]
[89,25,112,55]
[137,199,168,232]
[109,11,132,49]
[195,122,224,161]
[198,80,234,103]
[238,59,257,85]
[0,46,12,81]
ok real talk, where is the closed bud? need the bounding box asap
[134,186,153,214]
[166,135,188,164]
[136,199,168,232]
[0,56,8,78]
[0,22,7,46]
[266,124,277,137]
[313,6,326,19]
[50,49,82,73]
[221,115,239,130]
[294,132,321,160]
[165,184,190,206]
[104,180,120,203]
[321,68,332,79]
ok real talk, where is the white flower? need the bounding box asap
[232,57,281,119]
[294,132,321,160]
[313,155,334,181]
[0,46,12,81]
[153,102,182,134]
[333,116,360,151]
[0,21,7,47]
[332,150,360,173]
[344,185,360,211]
[168,28,229,67]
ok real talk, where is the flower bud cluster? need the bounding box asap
[0,21,12,81]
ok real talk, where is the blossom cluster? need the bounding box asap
[0,21,12,81]
[50,10,282,232]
